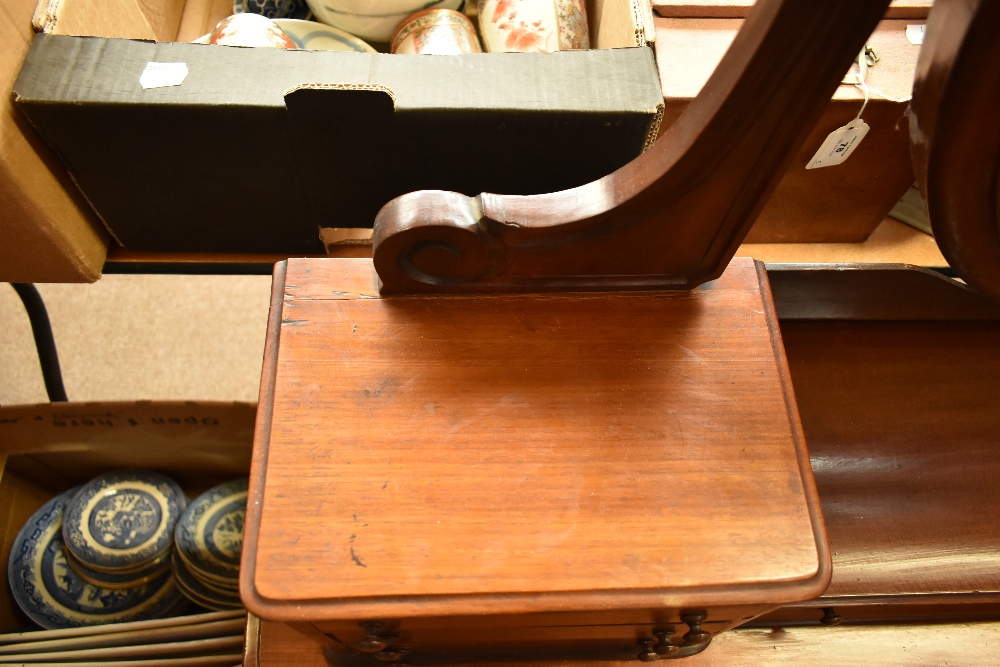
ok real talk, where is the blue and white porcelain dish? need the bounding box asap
[171,552,244,611]
[62,470,186,572]
[8,488,184,629]
[175,478,247,582]
[64,548,171,589]
[235,0,312,20]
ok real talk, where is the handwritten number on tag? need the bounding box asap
[806,120,870,170]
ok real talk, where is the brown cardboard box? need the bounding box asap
[654,17,922,243]
[0,0,108,283]
[6,0,661,257]
[0,400,254,632]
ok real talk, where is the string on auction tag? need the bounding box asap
[806,47,911,170]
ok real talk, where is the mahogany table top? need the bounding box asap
[242,257,828,620]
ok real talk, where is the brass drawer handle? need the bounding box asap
[637,610,713,661]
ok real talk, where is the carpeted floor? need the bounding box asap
[1,275,272,407]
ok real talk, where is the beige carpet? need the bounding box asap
[1,275,272,406]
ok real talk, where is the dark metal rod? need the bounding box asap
[9,283,68,402]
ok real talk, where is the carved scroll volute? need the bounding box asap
[372,191,508,291]
[372,0,891,295]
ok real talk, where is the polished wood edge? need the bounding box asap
[241,261,287,622]
[242,258,834,621]
[790,592,1000,608]
[911,0,1000,302]
[755,260,831,598]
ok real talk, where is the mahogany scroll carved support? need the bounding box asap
[372,0,891,295]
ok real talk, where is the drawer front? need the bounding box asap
[311,605,771,664]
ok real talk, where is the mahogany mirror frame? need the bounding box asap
[910,0,1000,303]
[371,0,891,295]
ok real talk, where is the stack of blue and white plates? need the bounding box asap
[8,473,188,630]
[60,470,187,592]
[172,479,248,611]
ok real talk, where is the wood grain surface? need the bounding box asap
[910,0,1000,302]
[242,257,828,621]
[371,0,890,293]
[782,319,1000,600]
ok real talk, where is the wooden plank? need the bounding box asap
[257,620,1000,666]
[738,219,946,267]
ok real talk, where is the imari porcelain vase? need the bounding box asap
[478,0,589,52]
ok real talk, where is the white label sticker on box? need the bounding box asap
[140,62,188,90]
[805,120,870,170]
[906,24,925,45]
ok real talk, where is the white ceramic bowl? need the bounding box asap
[194,18,376,52]
[305,0,464,43]
[273,18,378,51]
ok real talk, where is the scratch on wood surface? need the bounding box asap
[282,318,309,326]
[350,547,367,568]
[678,344,704,362]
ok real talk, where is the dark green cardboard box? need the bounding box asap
[14,34,663,254]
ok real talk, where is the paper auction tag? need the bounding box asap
[906,24,925,45]
[805,119,870,170]
[140,62,188,90]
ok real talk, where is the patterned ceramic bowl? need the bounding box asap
[270,19,377,51]
[62,470,187,573]
[8,488,184,629]
[478,0,588,52]
[234,0,312,20]
[174,478,248,582]
[391,8,482,54]
[305,0,464,43]
[209,13,297,48]
[193,19,376,52]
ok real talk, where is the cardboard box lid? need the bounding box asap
[14,35,664,254]
[242,258,829,621]
[0,401,255,489]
